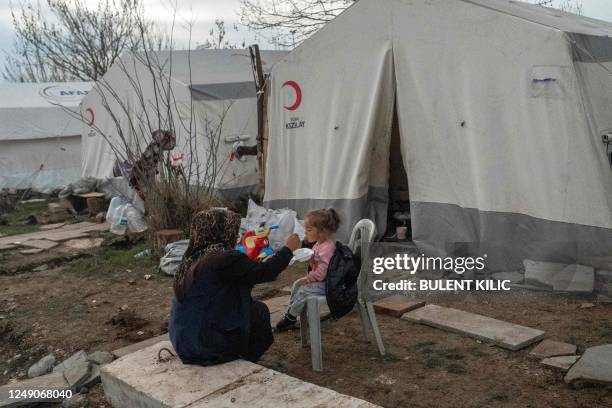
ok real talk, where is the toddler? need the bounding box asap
[275,208,340,332]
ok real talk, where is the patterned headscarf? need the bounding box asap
[173,208,241,301]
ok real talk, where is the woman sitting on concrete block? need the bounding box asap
[170,208,300,365]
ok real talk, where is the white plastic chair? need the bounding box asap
[296,218,386,371]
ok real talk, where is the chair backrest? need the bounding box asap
[347,219,376,300]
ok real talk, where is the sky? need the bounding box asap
[0,0,284,62]
[1,0,612,72]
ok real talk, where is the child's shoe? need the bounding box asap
[275,313,297,332]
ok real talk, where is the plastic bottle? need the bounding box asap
[110,203,128,235]
[125,204,148,233]
[106,197,123,225]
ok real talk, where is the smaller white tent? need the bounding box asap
[81,49,287,199]
[0,82,93,192]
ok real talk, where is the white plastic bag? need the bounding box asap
[242,199,305,252]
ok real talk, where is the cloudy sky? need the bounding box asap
[0,0,283,60]
[1,0,612,67]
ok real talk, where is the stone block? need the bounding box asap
[523,260,566,288]
[112,333,169,358]
[541,355,580,372]
[373,295,425,317]
[553,264,594,293]
[101,340,380,408]
[565,344,612,385]
[54,351,88,373]
[491,271,524,284]
[401,304,544,351]
[21,240,59,250]
[529,340,577,359]
[63,361,92,391]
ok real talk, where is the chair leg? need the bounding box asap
[300,308,309,347]
[306,298,323,371]
[356,301,371,342]
[365,301,386,356]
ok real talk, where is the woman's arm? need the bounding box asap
[222,233,301,286]
[224,247,293,285]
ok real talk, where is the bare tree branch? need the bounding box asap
[240,0,584,48]
[2,0,169,82]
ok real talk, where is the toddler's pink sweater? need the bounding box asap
[306,239,335,283]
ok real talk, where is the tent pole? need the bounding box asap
[249,44,266,188]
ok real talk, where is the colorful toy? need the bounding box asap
[236,224,279,261]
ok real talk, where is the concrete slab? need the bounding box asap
[491,271,524,284]
[523,260,566,288]
[19,248,44,255]
[597,270,612,280]
[37,231,89,243]
[264,295,290,313]
[265,295,290,326]
[589,256,612,271]
[112,333,169,358]
[40,223,66,230]
[63,361,92,390]
[27,354,55,378]
[103,341,266,407]
[62,238,104,250]
[81,363,101,389]
[191,367,378,408]
[553,265,594,293]
[0,371,69,407]
[597,294,612,304]
[541,355,580,372]
[54,351,88,373]
[0,222,108,247]
[401,303,443,323]
[522,260,594,293]
[59,222,108,232]
[529,340,577,359]
[373,295,425,317]
[263,295,330,327]
[101,340,379,408]
[20,239,58,250]
[565,344,612,385]
[87,351,114,365]
[508,283,552,292]
[401,304,545,351]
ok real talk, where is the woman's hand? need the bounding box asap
[285,233,301,252]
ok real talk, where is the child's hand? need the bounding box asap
[309,255,316,269]
[285,233,301,252]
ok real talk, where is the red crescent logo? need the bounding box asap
[85,108,95,126]
[282,80,302,111]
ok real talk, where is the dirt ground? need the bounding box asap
[1,244,611,408]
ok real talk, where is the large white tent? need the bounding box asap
[0,82,92,192]
[81,49,287,199]
[264,0,612,269]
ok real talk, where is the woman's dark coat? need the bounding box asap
[169,247,292,365]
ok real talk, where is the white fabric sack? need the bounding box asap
[160,239,190,276]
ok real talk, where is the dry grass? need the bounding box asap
[144,177,228,234]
